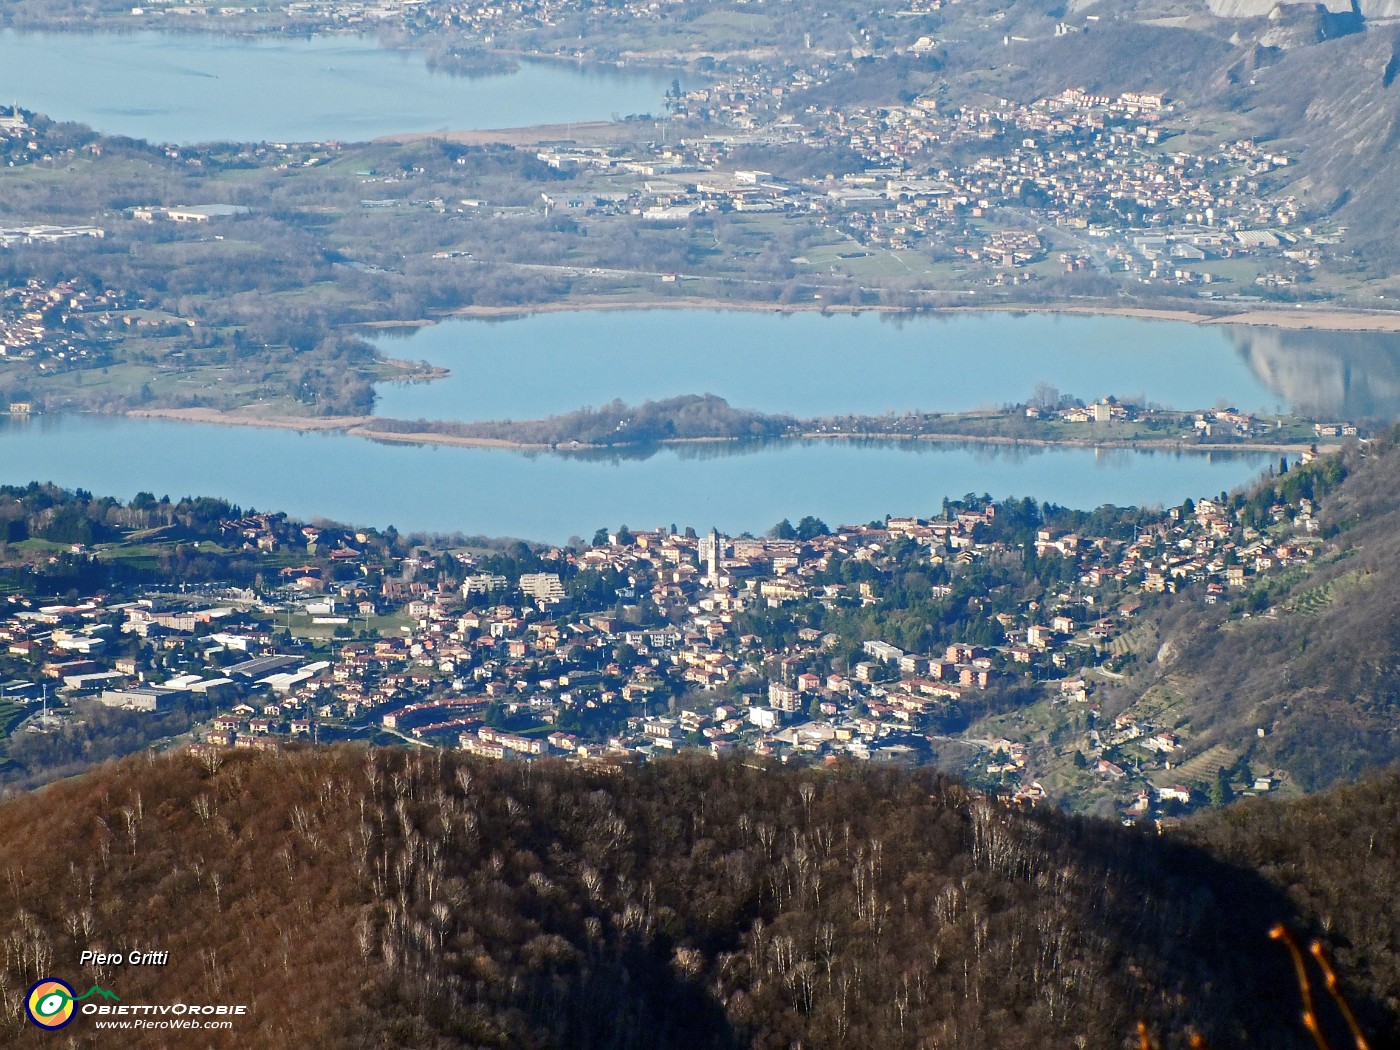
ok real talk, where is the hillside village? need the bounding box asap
[0,446,1348,817]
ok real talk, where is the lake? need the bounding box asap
[0,38,1368,542]
[0,30,676,143]
[0,414,1273,544]
[373,309,1400,421]
[7,309,1373,541]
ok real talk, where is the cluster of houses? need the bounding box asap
[1021,397,1353,448]
[125,0,427,27]
[0,278,135,374]
[0,459,1339,814]
[36,0,1344,305]
[0,106,39,167]
[1,29,1327,305]
[428,74,1318,294]
[788,89,1304,279]
[463,67,1305,291]
[121,0,703,35]
[1132,496,1321,599]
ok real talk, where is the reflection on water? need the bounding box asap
[373,310,1400,425]
[557,437,792,464]
[371,432,1280,468]
[1228,325,1400,419]
[861,312,1400,421]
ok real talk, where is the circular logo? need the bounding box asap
[25,979,76,1029]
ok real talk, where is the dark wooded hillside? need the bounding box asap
[0,747,1394,1049]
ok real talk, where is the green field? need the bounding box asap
[0,700,29,741]
[1196,258,1269,285]
[285,609,412,643]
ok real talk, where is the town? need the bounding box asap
[0,443,1348,822]
[4,80,1318,302]
[0,62,1356,423]
[649,84,1315,291]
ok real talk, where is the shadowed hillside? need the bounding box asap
[0,748,1394,1048]
[1188,769,1400,1039]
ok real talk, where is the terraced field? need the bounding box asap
[1289,569,1368,617]
[1108,623,1159,657]
[1128,684,1193,729]
[1165,742,1242,786]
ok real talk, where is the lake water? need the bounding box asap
[0,414,1272,543]
[373,309,1400,421]
[7,309,1375,541]
[0,31,676,143]
[0,36,1369,541]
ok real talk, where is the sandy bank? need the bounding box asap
[126,408,376,431]
[375,120,643,147]
[446,296,884,319]
[440,295,1400,333]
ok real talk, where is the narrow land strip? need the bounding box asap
[124,408,1329,455]
[439,292,1400,333]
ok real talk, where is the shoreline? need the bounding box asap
[803,431,1331,455]
[121,408,1326,456]
[438,294,1400,333]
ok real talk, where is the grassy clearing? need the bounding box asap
[1197,258,1268,285]
[285,610,411,643]
[13,538,72,554]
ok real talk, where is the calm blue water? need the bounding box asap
[0,31,675,143]
[0,414,1272,543]
[373,310,1400,421]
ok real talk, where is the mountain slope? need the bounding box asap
[948,0,1400,264]
[0,748,1394,1049]
[1104,430,1400,792]
[1242,25,1400,262]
